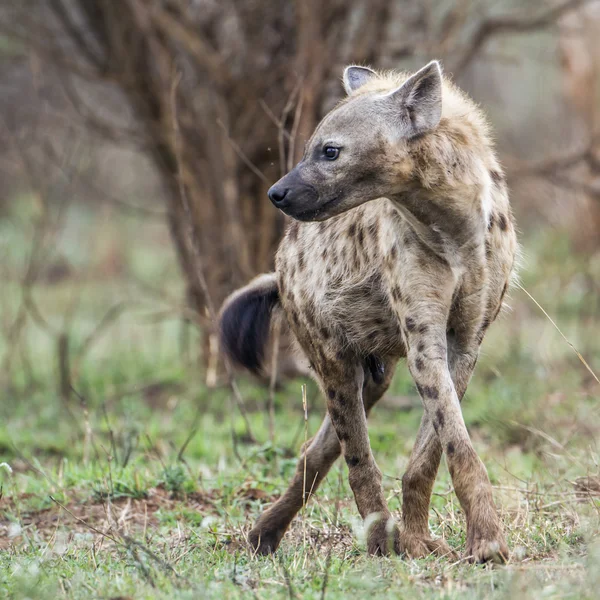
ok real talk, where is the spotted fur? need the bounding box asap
[219,61,518,562]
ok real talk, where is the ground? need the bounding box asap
[1,202,600,599]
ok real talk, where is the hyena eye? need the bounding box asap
[323,146,340,161]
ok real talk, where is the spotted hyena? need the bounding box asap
[219,61,518,562]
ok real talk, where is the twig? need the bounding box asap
[287,86,305,172]
[279,79,303,175]
[49,495,185,581]
[72,302,128,378]
[49,495,121,545]
[216,119,269,184]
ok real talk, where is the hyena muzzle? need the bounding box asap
[219,61,517,563]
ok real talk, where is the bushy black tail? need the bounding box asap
[218,273,280,375]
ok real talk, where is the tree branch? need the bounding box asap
[453,0,596,75]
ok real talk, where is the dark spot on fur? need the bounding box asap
[487,214,495,231]
[490,170,503,185]
[345,456,360,467]
[416,383,439,400]
[390,244,398,260]
[298,250,305,270]
[322,248,328,260]
[405,316,416,332]
[320,326,331,339]
[336,350,344,360]
[391,286,402,302]
[428,386,440,400]
[418,324,428,335]
[415,357,424,371]
[327,388,336,400]
[348,223,356,237]
[417,342,425,352]
[368,222,379,243]
[357,227,364,247]
[498,213,508,231]
[436,408,445,428]
[485,240,492,258]
[447,442,455,455]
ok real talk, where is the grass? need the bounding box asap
[1,200,600,599]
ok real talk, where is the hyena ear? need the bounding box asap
[343,65,377,95]
[388,60,443,136]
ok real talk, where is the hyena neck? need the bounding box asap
[388,183,489,267]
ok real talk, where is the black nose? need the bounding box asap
[268,185,289,205]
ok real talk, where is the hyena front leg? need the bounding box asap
[401,340,478,559]
[402,314,508,563]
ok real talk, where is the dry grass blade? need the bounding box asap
[515,282,600,385]
[302,384,309,548]
[268,318,282,444]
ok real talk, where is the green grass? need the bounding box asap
[1,200,600,598]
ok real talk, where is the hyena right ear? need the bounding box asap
[388,60,443,137]
[343,65,377,95]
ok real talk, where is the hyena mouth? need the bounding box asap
[287,196,341,222]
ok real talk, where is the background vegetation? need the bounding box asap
[1,1,600,598]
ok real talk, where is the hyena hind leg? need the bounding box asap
[248,356,395,555]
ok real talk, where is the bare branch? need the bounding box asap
[453,0,596,75]
[47,0,105,69]
[147,4,229,85]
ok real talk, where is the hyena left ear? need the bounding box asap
[343,65,377,95]
[388,60,443,136]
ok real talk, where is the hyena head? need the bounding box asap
[268,61,443,221]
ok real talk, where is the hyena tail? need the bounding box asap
[218,273,281,375]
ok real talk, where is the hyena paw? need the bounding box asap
[248,524,285,555]
[365,515,401,556]
[399,531,457,560]
[465,525,509,564]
